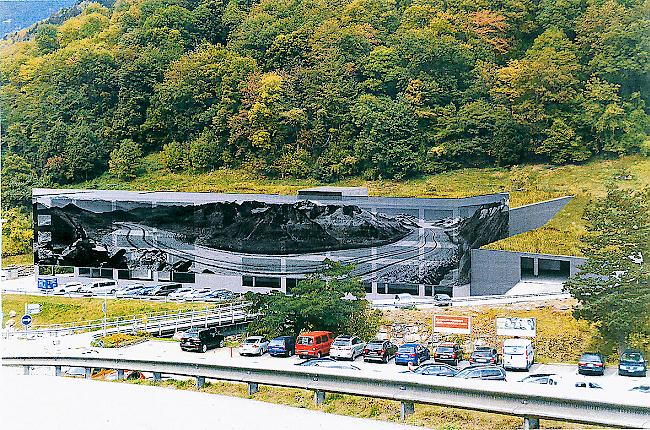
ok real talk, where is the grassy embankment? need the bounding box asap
[1,294,211,328]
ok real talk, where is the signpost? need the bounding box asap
[433,315,472,334]
[496,317,536,337]
[21,314,32,328]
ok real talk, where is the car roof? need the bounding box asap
[335,335,353,339]
[438,342,457,346]
[368,339,387,343]
[272,336,292,340]
[299,331,332,337]
[400,342,420,347]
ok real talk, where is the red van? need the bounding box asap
[296,331,334,358]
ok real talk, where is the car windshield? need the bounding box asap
[437,347,454,353]
[367,342,384,349]
[333,339,351,346]
[244,338,259,344]
[504,346,524,355]
[621,352,643,362]
[580,353,601,361]
[184,331,200,338]
[399,346,415,353]
[269,339,285,346]
[473,350,492,357]
[297,337,313,345]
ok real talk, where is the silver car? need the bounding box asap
[239,336,270,356]
[330,335,366,360]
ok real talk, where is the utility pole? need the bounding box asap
[103,295,107,337]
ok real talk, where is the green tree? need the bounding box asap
[109,139,143,180]
[244,261,382,340]
[1,152,36,212]
[565,187,650,353]
[160,141,190,172]
[1,209,33,257]
[35,24,60,54]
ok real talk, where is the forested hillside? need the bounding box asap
[1,0,648,195]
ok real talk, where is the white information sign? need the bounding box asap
[496,317,536,337]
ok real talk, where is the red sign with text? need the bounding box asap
[433,315,472,334]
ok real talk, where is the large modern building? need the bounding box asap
[33,187,581,298]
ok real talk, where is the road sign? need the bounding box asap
[26,304,42,315]
[21,314,33,327]
[496,317,536,337]
[433,315,472,334]
[37,277,58,291]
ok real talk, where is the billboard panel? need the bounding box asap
[433,315,472,334]
[496,317,536,337]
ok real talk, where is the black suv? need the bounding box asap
[363,340,398,363]
[180,327,225,353]
[469,346,500,365]
[455,365,507,381]
[433,342,464,366]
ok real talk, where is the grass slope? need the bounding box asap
[1,294,212,328]
[74,154,649,257]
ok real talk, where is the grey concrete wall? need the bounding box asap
[508,196,573,237]
[470,249,585,296]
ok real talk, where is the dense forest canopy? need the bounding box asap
[0,0,648,202]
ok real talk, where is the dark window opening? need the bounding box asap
[172,272,195,283]
[539,258,570,280]
[117,269,130,280]
[363,282,373,293]
[521,257,535,279]
[255,277,281,288]
[387,283,419,295]
[242,276,254,287]
[286,278,298,293]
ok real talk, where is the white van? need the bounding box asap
[503,338,534,371]
[80,280,118,296]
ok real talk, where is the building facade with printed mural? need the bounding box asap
[32,187,577,298]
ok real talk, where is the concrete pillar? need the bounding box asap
[314,390,326,406]
[23,365,30,375]
[85,367,91,379]
[55,366,61,377]
[533,258,539,277]
[196,376,205,389]
[117,369,124,380]
[400,401,415,421]
[153,372,162,382]
[523,417,540,430]
[247,382,259,396]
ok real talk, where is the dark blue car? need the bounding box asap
[268,336,296,357]
[395,343,430,366]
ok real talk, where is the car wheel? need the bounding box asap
[382,354,388,364]
[317,352,322,359]
[219,340,225,348]
[110,289,116,294]
[201,344,207,353]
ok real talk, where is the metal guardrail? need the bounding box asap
[5,302,253,338]
[372,291,570,309]
[4,355,649,429]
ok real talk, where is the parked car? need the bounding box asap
[53,282,84,295]
[330,335,366,360]
[296,331,333,359]
[578,352,605,376]
[295,357,361,371]
[432,294,452,306]
[180,327,225,353]
[618,350,647,377]
[186,288,212,300]
[574,381,602,389]
[395,343,431,366]
[268,336,296,357]
[168,287,194,300]
[115,284,145,298]
[79,280,118,296]
[518,373,560,385]
[363,339,398,363]
[394,293,416,308]
[433,342,464,366]
[469,346,500,365]
[239,336,269,356]
[455,365,507,381]
[403,362,457,377]
[503,338,534,371]
[135,286,156,296]
[146,283,183,297]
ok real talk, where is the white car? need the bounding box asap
[53,282,84,295]
[115,284,145,298]
[239,336,270,356]
[185,288,212,300]
[330,335,366,360]
[168,287,194,300]
[79,280,119,296]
